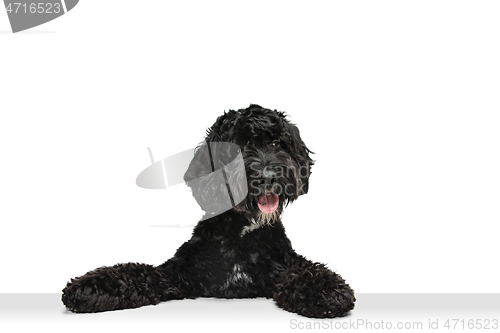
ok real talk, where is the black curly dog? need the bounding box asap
[62,104,355,318]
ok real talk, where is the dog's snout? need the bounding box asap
[250,168,278,188]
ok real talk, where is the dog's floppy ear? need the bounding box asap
[184,142,231,215]
[280,116,314,195]
[183,112,247,218]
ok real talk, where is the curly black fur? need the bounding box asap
[62,104,355,318]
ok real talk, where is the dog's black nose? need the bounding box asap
[261,169,277,187]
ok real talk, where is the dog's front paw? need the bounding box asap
[62,268,125,313]
[62,263,167,313]
[273,258,355,318]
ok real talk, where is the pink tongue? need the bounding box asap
[257,193,279,214]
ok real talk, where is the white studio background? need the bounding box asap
[1,0,499,294]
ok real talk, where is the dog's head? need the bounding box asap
[184,104,314,224]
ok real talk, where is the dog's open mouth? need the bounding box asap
[257,193,279,214]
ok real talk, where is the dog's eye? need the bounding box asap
[270,140,280,147]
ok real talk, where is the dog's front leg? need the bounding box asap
[62,262,186,313]
[273,255,355,318]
